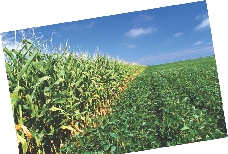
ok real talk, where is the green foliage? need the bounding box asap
[4,39,145,153]
[4,38,227,153]
[60,56,227,153]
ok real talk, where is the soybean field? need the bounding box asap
[64,56,227,153]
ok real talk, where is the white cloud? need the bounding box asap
[195,18,210,30]
[0,29,46,53]
[125,27,156,38]
[138,14,154,21]
[174,32,182,37]
[0,33,23,50]
[86,21,95,28]
[195,13,208,20]
[193,41,203,45]
[133,14,154,26]
[0,34,24,61]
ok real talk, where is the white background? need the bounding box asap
[0,0,227,153]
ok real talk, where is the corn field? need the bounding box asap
[3,39,146,153]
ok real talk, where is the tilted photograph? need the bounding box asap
[0,0,227,153]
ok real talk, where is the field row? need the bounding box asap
[61,56,227,153]
[3,39,146,154]
[4,39,227,153]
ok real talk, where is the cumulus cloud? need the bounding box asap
[125,27,156,38]
[195,18,210,30]
[194,12,210,30]
[174,32,182,37]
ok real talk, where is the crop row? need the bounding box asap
[3,39,146,154]
[61,56,227,153]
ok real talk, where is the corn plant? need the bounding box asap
[3,37,146,153]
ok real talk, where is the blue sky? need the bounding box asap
[1,0,214,66]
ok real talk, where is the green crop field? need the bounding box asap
[3,39,227,154]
